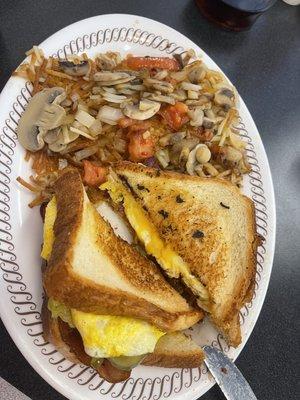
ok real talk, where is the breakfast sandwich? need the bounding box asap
[42,169,204,382]
[102,161,259,346]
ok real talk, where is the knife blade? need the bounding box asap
[203,346,258,400]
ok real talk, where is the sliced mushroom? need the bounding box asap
[170,89,187,102]
[49,141,67,153]
[153,70,169,80]
[102,86,117,94]
[204,109,215,119]
[103,92,127,104]
[181,82,202,92]
[93,71,134,86]
[195,144,211,164]
[188,90,198,100]
[139,99,158,111]
[59,60,90,77]
[188,107,204,127]
[173,54,184,69]
[203,162,219,176]
[172,138,199,154]
[214,87,235,109]
[94,72,130,81]
[155,149,170,168]
[97,105,124,125]
[62,126,79,144]
[170,69,188,82]
[144,78,174,94]
[186,143,211,175]
[173,49,195,69]
[96,52,121,71]
[143,92,175,105]
[170,138,199,166]
[48,125,81,153]
[224,145,243,163]
[36,102,66,130]
[123,101,160,120]
[17,87,66,151]
[52,90,67,105]
[36,129,47,149]
[194,164,205,177]
[188,66,206,83]
[74,109,96,128]
[169,131,186,145]
[202,117,215,129]
[43,127,61,144]
[179,146,190,164]
[115,83,145,92]
[48,129,67,152]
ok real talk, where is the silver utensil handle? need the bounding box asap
[203,346,258,400]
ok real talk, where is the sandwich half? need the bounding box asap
[102,161,259,346]
[42,169,204,382]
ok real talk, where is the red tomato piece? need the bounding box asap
[128,132,155,162]
[159,102,189,130]
[82,160,107,187]
[126,57,180,71]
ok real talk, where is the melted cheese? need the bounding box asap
[101,180,210,308]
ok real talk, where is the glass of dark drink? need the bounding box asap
[195,0,277,31]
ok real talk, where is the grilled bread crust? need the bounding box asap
[114,162,259,346]
[43,169,202,332]
[143,332,204,368]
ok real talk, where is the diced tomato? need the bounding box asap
[82,160,107,187]
[159,102,189,131]
[118,117,135,128]
[126,57,180,71]
[128,132,156,162]
[128,121,152,132]
[118,117,151,132]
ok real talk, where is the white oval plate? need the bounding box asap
[0,14,276,400]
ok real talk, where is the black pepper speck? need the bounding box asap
[137,184,149,192]
[192,230,204,239]
[158,209,169,219]
[176,195,184,203]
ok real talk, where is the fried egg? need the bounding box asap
[41,196,56,261]
[71,310,164,358]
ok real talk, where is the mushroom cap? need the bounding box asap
[186,144,210,175]
[59,60,90,77]
[17,87,65,152]
[123,101,160,120]
[93,71,135,86]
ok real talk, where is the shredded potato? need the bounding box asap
[14,47,250,206]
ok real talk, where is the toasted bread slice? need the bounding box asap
[113,162,259,346]
[42,300,204,381]
[43,169,202,331]
[143,332,204,368]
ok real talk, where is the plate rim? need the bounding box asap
[0,13,276,400]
